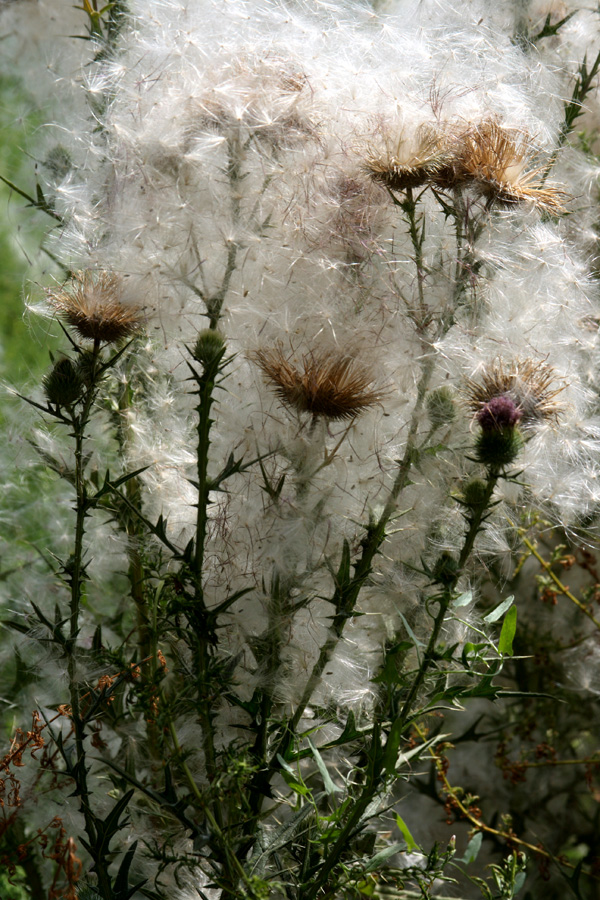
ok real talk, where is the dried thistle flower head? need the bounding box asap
[465,358,562,429]
[363,127,453,192]
[48,270,144,344]
[252,344,381,420]
[455,120,567,214]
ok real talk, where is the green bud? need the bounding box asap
[461,478,489,508]
[475,427,523,468]
[427,386,455,426]
[43,358,82,407]
[193,329,225,368]
[432,551,458,586]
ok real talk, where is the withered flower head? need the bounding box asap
[455,120,567,214]
[252,344,381,420]
[363,127,453,192]
[48,270,144,344]
[465,358,562,430]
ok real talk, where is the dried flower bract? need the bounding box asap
[465,358,562,429]
[456,121,567,214]
[253,344,381,420]
[364,128,453,192]
[48,270,144,344]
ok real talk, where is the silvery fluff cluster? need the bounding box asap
[2,0,600,891]
[28,0,599,703]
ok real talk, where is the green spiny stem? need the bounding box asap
[190,351,227,834]
[398,465,499,724]
[206,134,242,329]
[299,723,382,900]
[404,187,428,327]
[66,339,114,898]
[300,466,501,900]
[275,356,436,755]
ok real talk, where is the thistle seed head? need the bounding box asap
[252,344,381,421]
[363,127,453,192]
[48,270,144,344]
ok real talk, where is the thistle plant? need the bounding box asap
[1,1,600,899]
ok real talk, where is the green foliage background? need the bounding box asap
[0,73,55,388]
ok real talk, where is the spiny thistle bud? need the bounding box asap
[475,427,523,468]
[193,329,226,368]
[427,386,456,426]
[461,478,489,508]
[43,357,82,407]
[432,551,459,586]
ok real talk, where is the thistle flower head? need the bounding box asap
[466,358,562,430]
[48,270,144,344]
[455,120,567,214]
[476,395,522,431]
[252,344,381,421]
[363,126,453,192]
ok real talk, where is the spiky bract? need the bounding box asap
[253,345,380,420]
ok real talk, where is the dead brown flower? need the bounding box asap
[253,344,381,420]
[364,127,453,192]
[465,358,563,428]
[455,120,567,214]
[48,270,144,344]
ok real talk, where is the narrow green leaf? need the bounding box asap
[395,813,419,851]
[498,604,518,656]
[362,843,407,873]
[308,739,339,796]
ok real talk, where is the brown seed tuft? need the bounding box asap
[252,344,381,420]
[465,358,563,428]
[48,270,144,344]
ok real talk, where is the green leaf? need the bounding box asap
[454,831,482,864]
[498,604,518,656]
[308,740,339,795]
[362,843,407,873]
[484,595,514,623]
[395,813,419,851]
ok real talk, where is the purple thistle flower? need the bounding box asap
[476,395,522,431]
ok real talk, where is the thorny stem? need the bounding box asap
[281,355,436,749]
[300,466,502,900]
[190,350,227,835]
[399,466,498,724]
[403,187,428,326]
[66,339,114,898]
[206,134,242,329]
[161,691,260,899]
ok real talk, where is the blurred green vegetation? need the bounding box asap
[0,72,57,386]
